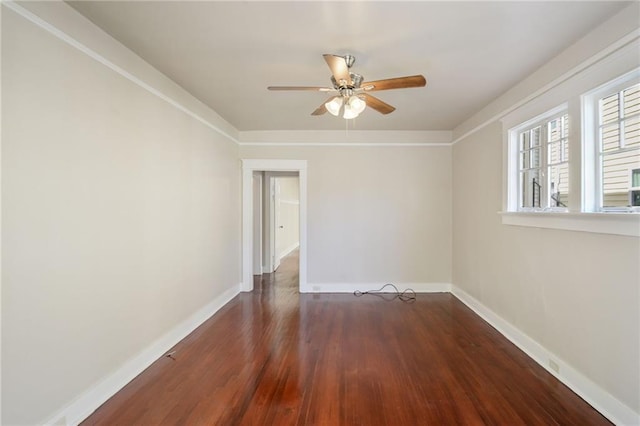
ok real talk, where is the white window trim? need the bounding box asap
[507,104,569,212]
[581,68,640,213]
[500,211,640,237]
[500,41,640,237]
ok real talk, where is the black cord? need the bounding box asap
[354,283,416,303]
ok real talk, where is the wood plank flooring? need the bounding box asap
[82,251,611,425]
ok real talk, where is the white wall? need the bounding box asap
[2,4,240,425]
[452,4,640,422]
[240,145,452,289]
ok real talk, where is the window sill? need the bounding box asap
[500,211,640,237]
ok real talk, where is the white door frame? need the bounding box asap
[241,159,307,292]
[271,176,281,272]
[252,172,263,275]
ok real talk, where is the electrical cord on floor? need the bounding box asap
[354,283,416,303]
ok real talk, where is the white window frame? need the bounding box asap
[582,68,640,213]
[508,104,569,213]
[500,45,640,237]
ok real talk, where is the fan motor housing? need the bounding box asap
[331,72,364,91]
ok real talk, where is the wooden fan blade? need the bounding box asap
[311,104,327,116]
[268,86,333,91]
[362,75,426,91]
[361,93,396,115]
[311,96,339,115]
[323,54,352,86]
[311,102,327,115]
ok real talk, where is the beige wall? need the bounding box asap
[453,105,640,414]
[2,6,240,425]
[451,5,640,418]
[240,145,452,285]
[4,0,637,424]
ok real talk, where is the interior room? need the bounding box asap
[2,1,639,425]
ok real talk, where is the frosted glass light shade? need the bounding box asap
[343,104,359,119]
[349,95,366,114]
[325,97,343,116]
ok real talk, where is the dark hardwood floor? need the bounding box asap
[82,250,610,425]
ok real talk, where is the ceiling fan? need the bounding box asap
[268,54,427,119]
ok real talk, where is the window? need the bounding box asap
[631,168,640,206]
[502,54,640,236]
[511,107,569,211]
[594,81,640,211]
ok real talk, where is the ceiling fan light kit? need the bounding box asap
[268,54,426,120]
[342,103,359,120]
[348,95,366,114]
[325,93,367,119]
[325,96,343,116]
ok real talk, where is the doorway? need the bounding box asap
[256,172,299,274]
[270,173,300,273]
[241,160,308,292]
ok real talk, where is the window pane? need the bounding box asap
[601,93,619,125]
[531,147,540,168]
[549,141,562,164]
[632,168,640,187]
[549,163,569,207]
[520,151,529,170]
[548,117,563,142]
[601,148,640,207]
[520,148,541,170]
[624,114,640,148]
[601,123,620,152]
[520,132,530,151]
[530,126,541,147]
[521,169,541,208]
[548,114,568,166]
[623,84,640,117]
[512,111,568,211]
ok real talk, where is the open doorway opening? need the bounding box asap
[253,171,300,276]
[251,172,300,293]
[265,173,299,273]
[242,160,307,292]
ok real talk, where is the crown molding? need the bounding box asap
[2,1,241,145]
[239,130,452,146]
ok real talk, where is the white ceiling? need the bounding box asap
[67,1,630,132]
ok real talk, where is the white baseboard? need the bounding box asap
[301,282,451,293]
[44,284,241,426]
[42,282,638,426]
[451,285,639,426]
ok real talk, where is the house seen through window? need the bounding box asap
[597,83,640,209]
